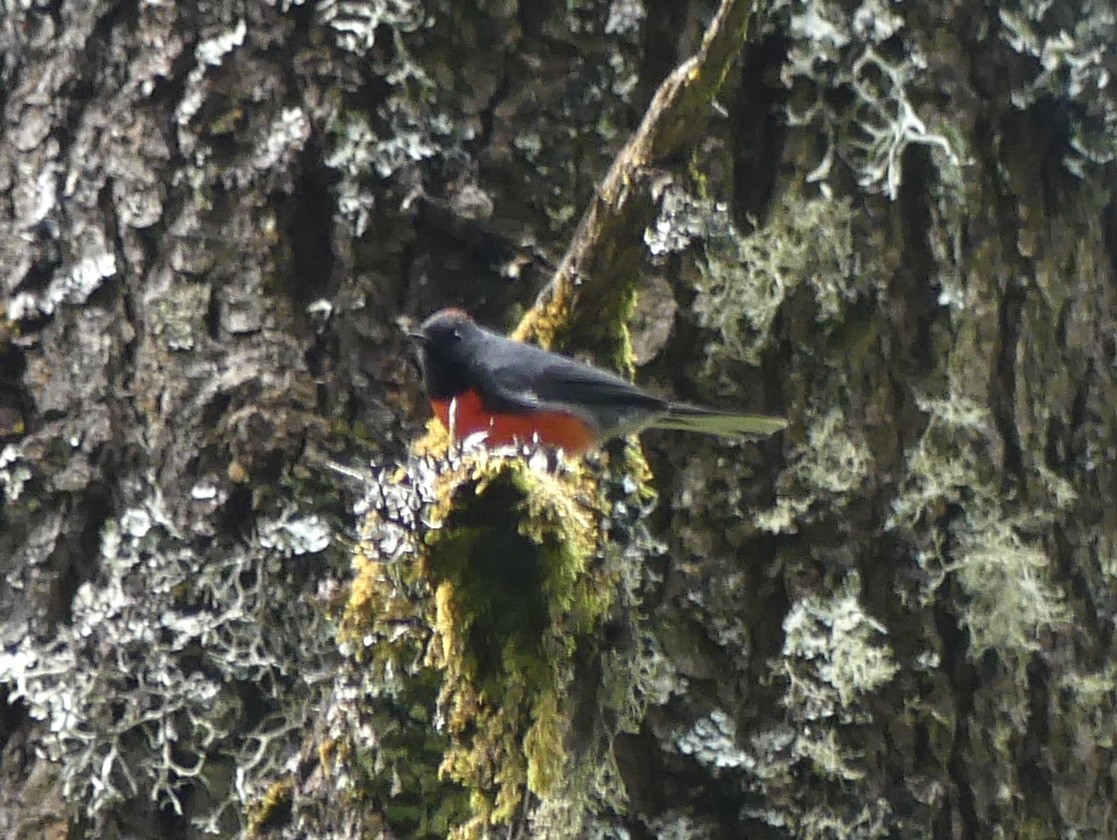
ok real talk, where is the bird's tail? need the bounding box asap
[653,402,788,437]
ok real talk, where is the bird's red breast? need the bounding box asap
[431,390,598,454]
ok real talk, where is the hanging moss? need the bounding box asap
[421,454,617,836]
[334,443,648,839]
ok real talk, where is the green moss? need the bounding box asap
[246,779,294,837]
[510,289,573,350]
[423,455,617,835]
[338,278,658,836]
[337,468,472,839]
[338,447,635,838]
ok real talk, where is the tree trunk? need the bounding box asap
[1,0,1114,838]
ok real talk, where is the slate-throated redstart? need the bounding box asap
[409,308,787,454]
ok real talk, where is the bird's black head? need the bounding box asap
[408,308,482,400]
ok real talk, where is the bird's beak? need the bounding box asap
[406,331,427,343]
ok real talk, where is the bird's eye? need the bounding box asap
[452,329,462,340]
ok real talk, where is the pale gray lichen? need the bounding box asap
[0,443,32,502]
[789,800,893,840]
[314,0,642,255]
[174,20,248,141]
[324,114,380,237]
[779,585,899,716]
[196,19,249,67]
[780,0,959,198]
[605,0,645,37]
[674,710,752,771]
[0,490,337,835]
[999,2,1117,174]
[641,575,898,836]
[644,812,720,840]
[647,184,860,371]
[1053,663,1117,826]
[253,107,312,174]
[317,2,464,239]
[321,73,446,233]
[317,0,426,56]
[7,245,117,319]
[756,407,874,535]
[259,512,332,555]
[644,185,712,259]
[888,396,1072,658]
[736,578,898,836]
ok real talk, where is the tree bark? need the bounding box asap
[1,0,1114,838]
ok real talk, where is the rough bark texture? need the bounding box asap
[1,0,1115,838]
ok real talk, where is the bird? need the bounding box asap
[408,308,787,454]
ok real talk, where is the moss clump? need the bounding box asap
[246,779,294,837]
[422,453,616,837]
[511,297,573,350]
[340,293,657,837]
[338,445,634,838]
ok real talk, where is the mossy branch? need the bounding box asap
[514,0,760,355]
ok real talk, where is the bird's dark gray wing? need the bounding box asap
[475,339,667,433]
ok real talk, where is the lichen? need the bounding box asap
[737,577,899,836]
[756,407,873,535]
[317,0,426,56]
[888,396,1071,659]
[780,585,900,714]
[323,113,380,238]
[778,0,960,198]
[954,522,1072,655]
[1048,665,1117,828]
[651,576,898,838]
[0,492,339,835]
[324,458,466,839]
[998,2,1117,175]
[647,182,862,372]
[675,710,752,771]
[0,443,33,503]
